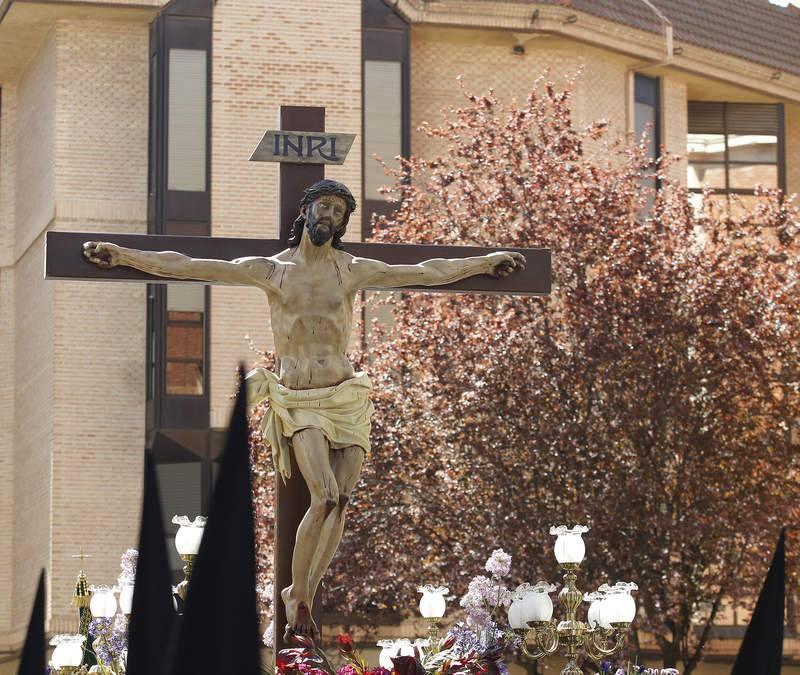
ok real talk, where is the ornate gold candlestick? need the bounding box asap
[509,526,636,675]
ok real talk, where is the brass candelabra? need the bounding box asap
[509,526,637,675]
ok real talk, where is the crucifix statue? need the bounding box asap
[46,105,550,648]
[82,180,525,640]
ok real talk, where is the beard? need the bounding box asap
[305,213,335,247]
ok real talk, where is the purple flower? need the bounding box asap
[485,549,511,578]
[118,548,138,585]
[465,606,492,630]
[369,668,391,675]
[337,665,359,675]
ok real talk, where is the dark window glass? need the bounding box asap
[634,74,660,210]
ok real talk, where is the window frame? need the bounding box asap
[634,73,662,197]
[361,0,410,239]
[687,101,786,197]
[147,0,213,440]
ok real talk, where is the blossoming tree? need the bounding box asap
[251,75,800,673]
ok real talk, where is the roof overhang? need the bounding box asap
[0,0,160,82]
[393,0,800,103]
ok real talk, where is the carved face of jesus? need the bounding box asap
[306,195,347,247]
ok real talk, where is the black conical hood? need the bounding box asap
[170,368,261,675]
[17,570,45,675]
[127,454,175,675]
[731,528,786,675]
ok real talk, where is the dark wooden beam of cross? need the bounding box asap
[44,105,551,653]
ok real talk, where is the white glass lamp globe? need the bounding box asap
[583,591,604,628]
[376,640,396,670]
[50,634,86,668]
[172,515,207,555]
[417,585,448,619]
[119,584,134,614]
[394,638,415,657]
[549,525,589,564]
[507,597,528,629]
[604,582,638,624]
[522,582,556,622]
[89,586,117,618]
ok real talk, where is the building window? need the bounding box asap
[634,74,660,209]
[167,48,208,192]
[165,284,205,396]
[688,102,785,213]
[147,0,213,528]
[362,0,409,237]
[147,0,212,433]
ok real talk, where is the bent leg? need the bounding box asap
[309,445,364,602]
[282,428,338,641]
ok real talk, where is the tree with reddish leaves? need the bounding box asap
[252,75,800,673]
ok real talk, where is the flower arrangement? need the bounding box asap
[598,662,680,675]
[117,549,138,587]
[88,614,127,671]
[271,550,517,675]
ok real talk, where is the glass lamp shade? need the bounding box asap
[604,582,638,623]
[549,525,589,564]
[50,634,86,668]
[118,584,134,614]
[507,598,528,629]
[376,640,396,670]
[394,638,415,657]
[417,585,448,619]
[519,582,556,623]
[583,592,604,628]
[172,515,207,555]
[89,586,117,618]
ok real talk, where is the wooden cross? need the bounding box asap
[45,105,550,651]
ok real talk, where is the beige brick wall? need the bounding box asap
[0,268,14,639]
[0,84,16,264]
[48,18,149,629]
[0,84,17,641]
[7,29,58,641]
[0,16,149,642]
[787,103,800,196]
[410,28,632,161]
[661,75,688,184]
[14,28,56,262]
[12,239,53,639]
[209,0,362,426]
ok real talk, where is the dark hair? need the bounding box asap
[287,179,357,250]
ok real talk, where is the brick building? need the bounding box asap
[0,0,798,670]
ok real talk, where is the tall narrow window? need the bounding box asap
[688,102,784,213]
[362,0,409,237]
[634,74,660,210]
[147,0,213,519]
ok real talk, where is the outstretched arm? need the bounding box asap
[82,241,279,291]
[351,251,525,290]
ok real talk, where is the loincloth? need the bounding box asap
[246,368,374,482]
